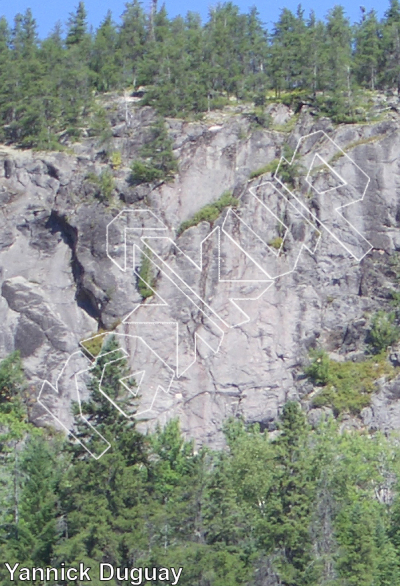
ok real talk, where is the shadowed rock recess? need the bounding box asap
[2,100,400,446]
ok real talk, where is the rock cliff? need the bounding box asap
[1,96,400,448]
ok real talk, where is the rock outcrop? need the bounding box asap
[1,97,400,447]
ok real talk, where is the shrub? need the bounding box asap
[368,311,400,353]
[110,151,122,170]
[89,105,112,144]
[130,161,163,184]
[315,92,368,124]
[86,169,115,201]
[305,349,330,385]
[0,352,24,405]
[247,108,272,129]
[209,95,229,110]
[99,169,115,200]
[253,92,266,107]
[81,331,106,358]
[268,237,283,250]
[252,110,272,128]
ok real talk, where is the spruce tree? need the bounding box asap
[270,9,298,96]
[354,9,381,90]
[304,11,328,96]
[335,502,378,586]
[13,436,63,566]
[324,6,354,121]
[262,402,320,585]
[91,11,121,92]
[119,0,147,87]
[66,1,88,47]
[0,17,12,141]
[63,2,92,139]
[381,0,400,92]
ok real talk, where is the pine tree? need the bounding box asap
[375,518,400,586]
[72,336,141,453]
[13,436,63,566]
[325,6,352,91]
[0,353,36,585]
[54,336,149,575]
[245,7,268,98]
[39,24,66,149]
[204,3,245,98]
[6,10,45,145]
[0,17,12,141]
[62,3,92,139]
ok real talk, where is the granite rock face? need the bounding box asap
[1,100,400,447]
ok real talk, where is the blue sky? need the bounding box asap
[0,0,389,38]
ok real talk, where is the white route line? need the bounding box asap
[106,209,168,272]
[38,333,175,458]
[127,244,225,376]
[243,180,322,280]
[305,152,346,195]
[273,130,372,262]
[139,236,271,328]
[37,350,111,460]
[79,332,175,417]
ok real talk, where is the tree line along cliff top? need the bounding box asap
[1,0,400,150]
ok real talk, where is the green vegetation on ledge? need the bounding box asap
[305,348,395,414]
[177,191,239,236]
[305,309,400,414]
[249,145,303,186]
[80,330,107,357]
[137,247,156,299]
[249,158,280,179]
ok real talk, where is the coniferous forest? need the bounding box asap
[2,0,400,148]
[1,340,400,585]
[4,1,400,585]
